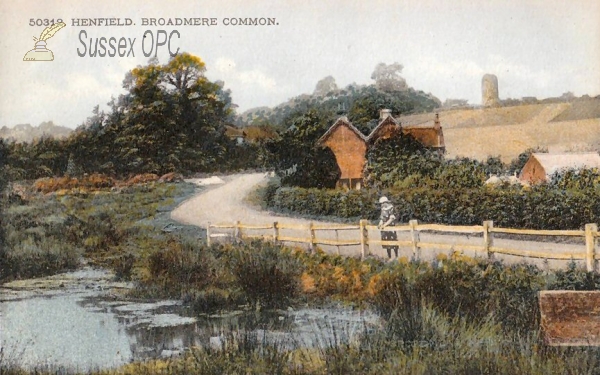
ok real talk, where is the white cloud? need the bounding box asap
[214,57,277,92]
[215,58,237,73]
[208,57,282,110]
[238,70,276,91]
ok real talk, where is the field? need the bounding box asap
[400,99,600,162]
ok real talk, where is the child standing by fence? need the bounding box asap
[378,196,398,260]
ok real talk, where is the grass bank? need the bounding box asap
[1,177,199,283]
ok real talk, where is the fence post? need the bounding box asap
[206,222,212,246]
[483,220,494,260]
[273,221,279,243]
[360,219,369,259]
[409,220,420,260]
[234,220,241,241]
[335,229,340,255]
[308,222,316,253]
[585,223,597,273]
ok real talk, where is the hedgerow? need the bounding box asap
[264,182,600,230]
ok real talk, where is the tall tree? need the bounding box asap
[371,62,408,92]
[99,53,235,175]
[265,109,340,188]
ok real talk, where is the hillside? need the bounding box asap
[0,121,72,143]
[235,82,440,128]
[400,98,600,162]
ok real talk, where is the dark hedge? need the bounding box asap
[266,184,600,230]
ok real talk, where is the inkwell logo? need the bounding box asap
[23,22,66,61]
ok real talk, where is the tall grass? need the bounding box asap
[133,240,304,313]
[1,181,192,283]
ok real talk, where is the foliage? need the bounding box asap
[0,139,8,264]
[237,74,441,131]
[550,261,600,290]
[262,178,600,230]
[432,157,487,189]
[3,53,260,181]
[231,241,304,309]
[364,133,442,189]
[347,87,439,134]
[364,132,504,191]
[1,198,84,282]
[0,180,188,282]
[371,62,408,92]
[33,174,115,194]
[549,168,600,190]
[264,108,340,188]
[2,136,69,180]
[6,254,600,374]
[4,177,600,373]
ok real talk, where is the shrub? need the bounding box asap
[144,238,218,296]
[231,240,304,309]
[264,183,600,230]
[126,173,160,185]
[368,257,544,336]
[1,238,82,282]
[550,261,600,290]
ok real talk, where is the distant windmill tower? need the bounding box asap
[482,74,500,107]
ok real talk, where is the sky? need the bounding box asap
[1,0,599,129]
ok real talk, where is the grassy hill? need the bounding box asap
[399,98,600,162]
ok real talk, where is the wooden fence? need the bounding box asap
[206,220,600,272]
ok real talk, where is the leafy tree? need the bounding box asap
[68,53,237,176]
[348,87,440,135]
[364,133,442,189]
[265,108,340,188]
[549,168,600,190]
[433,158,487,189]
[483,156,505,176]
[314,76,338,96]
[371,62,408,92]
[66,105,111,175]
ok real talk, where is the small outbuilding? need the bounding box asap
[519,152,600,184]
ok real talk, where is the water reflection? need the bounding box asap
[1,290,379,371]
[0,294,132,370]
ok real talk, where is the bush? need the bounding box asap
[126,173,160,185]
[368,257,544,335]
[550,261,600,290]
[231,240,304,309]
[33,174,116,194]
[1,238,81,282]
[264,183,600,230]
[144,238,218,296]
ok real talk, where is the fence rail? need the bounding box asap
[206,220,600,272]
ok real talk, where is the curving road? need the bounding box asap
[171,173,590,270]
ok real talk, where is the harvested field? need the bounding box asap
[413,100,600,162]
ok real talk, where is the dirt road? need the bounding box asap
[171,173,590,270]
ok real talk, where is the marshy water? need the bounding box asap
[0,267,379,371]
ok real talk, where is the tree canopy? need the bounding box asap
[63,53,241,176]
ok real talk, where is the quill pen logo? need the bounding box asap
[23,22,66,61]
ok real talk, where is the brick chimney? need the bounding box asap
[379,109,392,119]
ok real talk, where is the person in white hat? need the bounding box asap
[378,196,398,260]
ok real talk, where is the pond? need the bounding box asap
[0,268,379,371]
